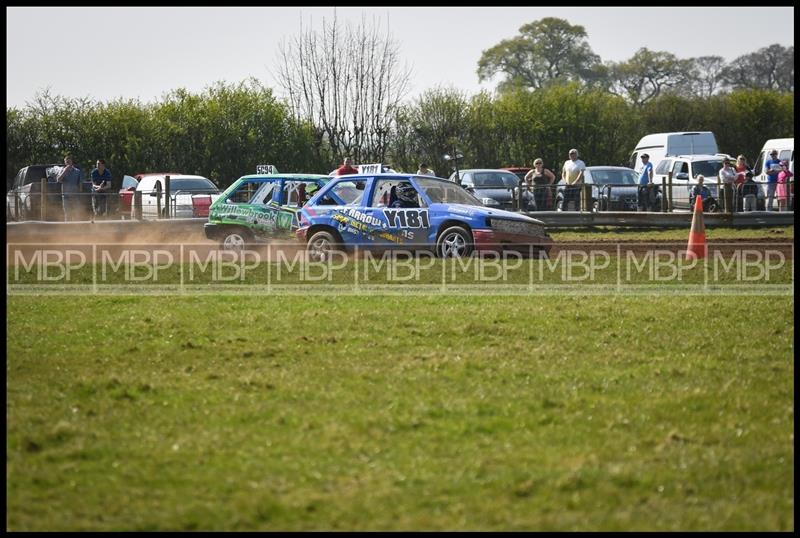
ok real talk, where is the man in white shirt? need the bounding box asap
[561,148,586,211]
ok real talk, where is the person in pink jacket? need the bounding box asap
[776,161,793,212]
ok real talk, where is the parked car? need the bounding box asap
[297,172,552,259]
[204,173,330,251]
[6,163,97,221]
[629,132,719,176]
[651,154,748,210]
[554,166,661,211]
[134,173,221,219]
[501,166,532,184]
[448,169,536,211]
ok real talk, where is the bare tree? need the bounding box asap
[607,48,692,106]
[721,44,794,92]
[276,12,411,165]
[686,56,727,98]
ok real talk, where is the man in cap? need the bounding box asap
[637,153,655,211]
[764,149,782,211]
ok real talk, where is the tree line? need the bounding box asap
[477,17,794,104]
[6,79,325,191]
[8,82,793,189]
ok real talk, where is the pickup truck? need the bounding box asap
[6,164,122,221]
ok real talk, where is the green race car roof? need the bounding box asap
[236,173,330,181]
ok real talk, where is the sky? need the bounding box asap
[5,6,795,109]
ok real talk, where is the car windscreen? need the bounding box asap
[692,160,724,179]
[473,172,519,188]
[121,175,139,189]
[415,178,484,206]
[317,180,366,206]
[170,178,219,192]
[590,169,639,185]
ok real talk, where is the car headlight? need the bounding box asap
[481,197,500,206]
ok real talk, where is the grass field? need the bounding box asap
[6,293,794,531]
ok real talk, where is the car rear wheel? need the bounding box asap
[307,230,341,262]
[436,226,473,259]
[220,227,252,253]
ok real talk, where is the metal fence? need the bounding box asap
[7,175,794,223]
[513,177,794,214]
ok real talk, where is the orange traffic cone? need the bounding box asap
[686,195,707,260]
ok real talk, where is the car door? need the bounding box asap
[364,178,430,248]
[7,169,24,219]
[308,177,370,245]
[670,160,690,208]
[137,177,158,218]
[218,179,281,239]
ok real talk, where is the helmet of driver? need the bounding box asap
[396,182,417,204]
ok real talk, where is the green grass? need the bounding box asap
[6,295,794,531]
[550,226,794,242]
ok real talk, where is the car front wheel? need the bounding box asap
[307,230,341,262]
[436,226,473,258]
[220,228,252,253]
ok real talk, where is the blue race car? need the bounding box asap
[296,173,552,259]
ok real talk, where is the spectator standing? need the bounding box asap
[56,155,82,221]
[734,154,752,211]
[637,153,655,211]
[336,157,358,176]
[776,160,793,212]
[561,148,585,211]
[734,155,751,186]
[741,172,760,212]
[90,159,112,217]
[416,163,435,176]
[718,159,737,212]
[764,149,782,210]
[524,158,556,210]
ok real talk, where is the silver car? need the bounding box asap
[555,166,659,211]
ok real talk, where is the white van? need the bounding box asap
[630,132,719,175]
[752,138,794,183]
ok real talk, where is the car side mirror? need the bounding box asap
[675,172,689,180]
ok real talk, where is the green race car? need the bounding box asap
[204,173,329,251]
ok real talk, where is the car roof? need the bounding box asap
[238,173,329,180]
[665,154,725,161]
[327,173,449,182]
[587,166,636,171]
[148,174,209,179]
[457,169,519,173]
[135,172,183,178]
